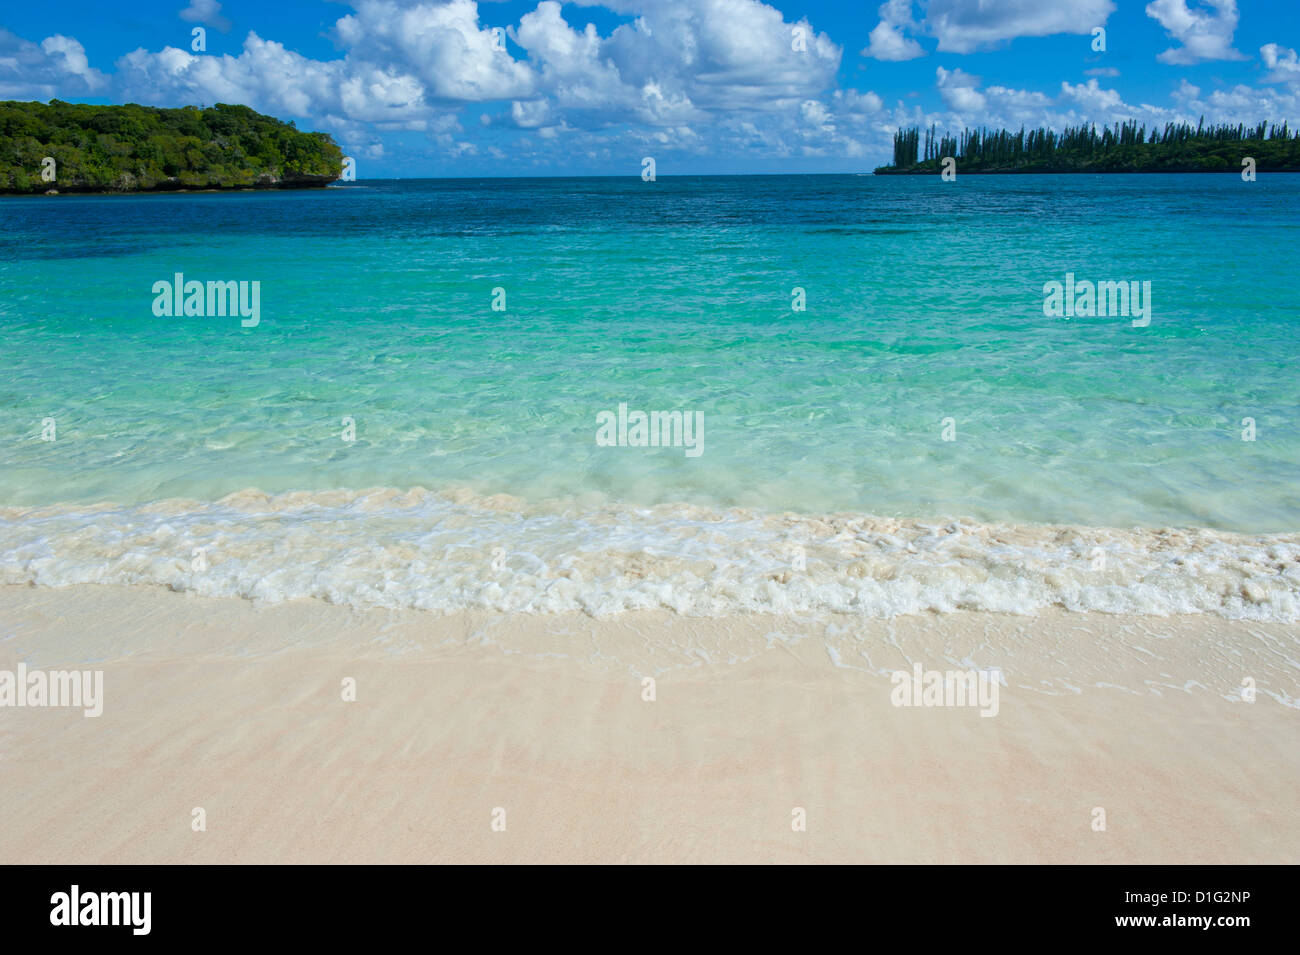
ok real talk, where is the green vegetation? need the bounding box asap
[0,100,343,193]
[878,118,1300,174]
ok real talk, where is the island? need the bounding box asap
[876,119,1300,174]
[0,100,343,194]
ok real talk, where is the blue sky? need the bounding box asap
[2,0,1297,176]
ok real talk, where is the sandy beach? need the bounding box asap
[1,583,1295,864]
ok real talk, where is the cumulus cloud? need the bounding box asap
[116,33,432,127]
[115,0,842,145]
[597,0,841,114]
[800,99,835,131]
[926,0,1115,54]
[1145,0,1245,65]
[335,0,534,102]
[864,0,1115,59]
[180,0,233,34]
[1195,82,1299,123]
[511,2,643,121]
[935,66,985,111]
[508,98,554,128]
[62,0,840,171]
[925,66,1057,131]
[832,89,885,117]
[985,85,1052,110]
[1261,43,1300,86]
[863,0,924,61]
[1059,77,1125,112]
[0,30,108,99]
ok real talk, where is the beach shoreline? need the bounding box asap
[1,583,1295,864]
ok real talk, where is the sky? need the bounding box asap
[1,0,1297,176]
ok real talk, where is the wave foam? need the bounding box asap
[2,487,1298,620]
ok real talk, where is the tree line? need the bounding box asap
[0,100,343,193]
[880,118,1300,173]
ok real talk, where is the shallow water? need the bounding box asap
[1,174,1297,616]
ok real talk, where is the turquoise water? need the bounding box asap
[1,175,1298,618]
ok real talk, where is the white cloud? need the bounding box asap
[1059,77,1125,112]
[180,0,232,34]
[935,66,985,111]
[119,0,843,132]
[335,0,534,102]
[1199,82,1298,121]
[1261,44,1300,86]
[864,0,1115,59]
[925,66,1053,130]
[863,0,924,61]
[926,0,1115,54]
[832,89,885,117]
[116,33,431,127]
[38,35,107,91]
[801,98,834,130]
[985,85,1052,110]
[599,0,841,114]
[1145,0,1245,65]
[0,30,107,98]
[513,1,636,117]
[508,98,553,128]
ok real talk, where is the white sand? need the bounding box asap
[0,584,1295,863]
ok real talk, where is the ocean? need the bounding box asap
[2,174,1298,618]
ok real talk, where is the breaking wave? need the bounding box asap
[2,487,1298,620]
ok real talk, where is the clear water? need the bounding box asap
[1,175,1298,618]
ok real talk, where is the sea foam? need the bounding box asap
[3,488,1298,621]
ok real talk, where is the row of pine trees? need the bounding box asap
[888,118,1298,171]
